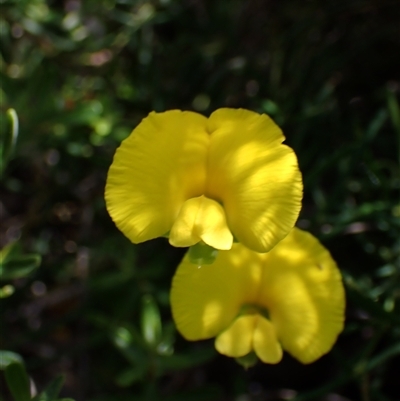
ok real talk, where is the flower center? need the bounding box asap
[168,195,233,251]
[214,312,283,365]
[238,303,270,319]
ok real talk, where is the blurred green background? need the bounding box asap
[1,0,399,400]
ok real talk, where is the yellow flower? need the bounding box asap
[171,228,345,364]
[105,108,302,253]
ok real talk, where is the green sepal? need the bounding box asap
[188,242,218,265]
[235,351,258,369]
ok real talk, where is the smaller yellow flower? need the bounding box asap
[171,228,345,364]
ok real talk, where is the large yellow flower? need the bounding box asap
[105,108,302,253]
[171,228,345,364]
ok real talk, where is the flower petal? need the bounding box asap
[253,316,283,364]
[169,196,233,250]
[215,315,255,358]
[170,244,262,340]
[206,108,303,252]
[105,111,208,243]
[172,227,344,364]
[258,228,345,364]
[215,314,283,362]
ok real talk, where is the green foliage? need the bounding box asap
[0,0,399,400]
[0,242,41,298]
[2,360,73,401]
[0,109,19,173]
[5,363,31,401]
[0,242,41,281]
[0,351,24,369]
[140,294,162,348]
[33,375,74,401]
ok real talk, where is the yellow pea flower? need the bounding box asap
[105,108,302,253]
[171,228,345,364]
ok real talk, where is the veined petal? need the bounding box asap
[215,315,255,358]
[258,228,345,364]
[169,196,233,250]
[105,111,208,244]
[253,316,283,364]
[206,108,303,253]
[170,245,262,340]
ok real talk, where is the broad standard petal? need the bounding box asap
[170,244,262,340]
[258,228,345,364]
[206,108,303,253]
[105,111,209,243]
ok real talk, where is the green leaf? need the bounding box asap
[111,326,149,366]
[0,284,15,298]
[0,241,18,261]
[140,294,162,347]
[365,108,388,142]
[0,351,24,370]
[367,342,400,370]
[387,87,400,134]
[0,249,41,280]
[345,286,400,325]
[5,363,31,401]
[156,321,175,356]
[113,326,134,349]
[115,366,146,387]
[261,99,280,115]
[1,109,19,173]
[32,375,64,401]
[158,347,216,372]
[0,254,41,280]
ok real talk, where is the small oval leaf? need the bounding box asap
[0,351,24,370]
[5,362,31,401]
[140,294,162,347]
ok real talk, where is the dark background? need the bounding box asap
[1,0,399,400]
